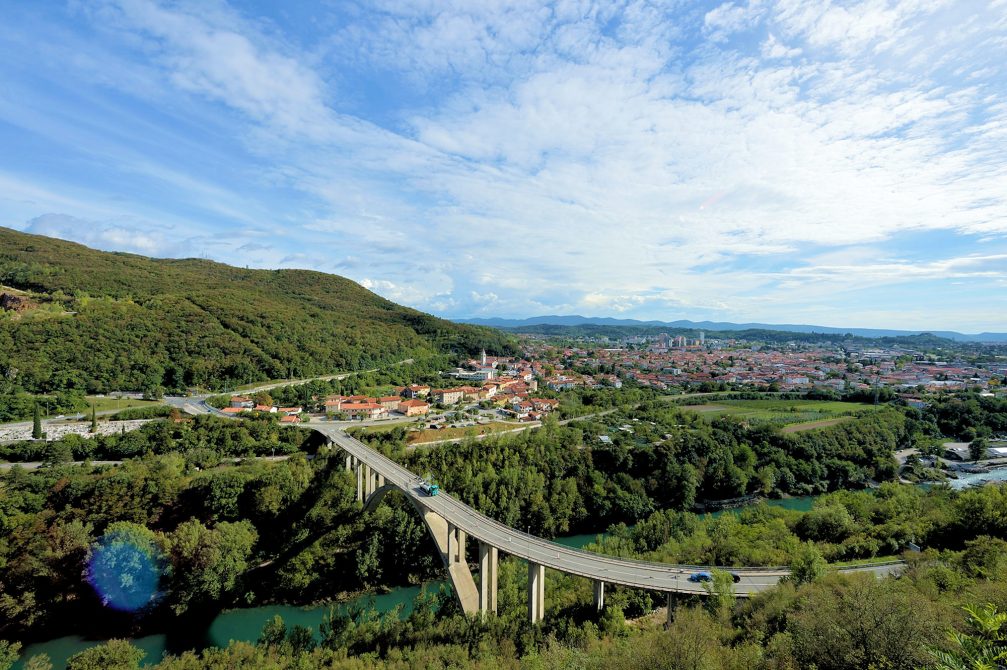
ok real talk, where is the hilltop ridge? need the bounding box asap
[0,226,512,394]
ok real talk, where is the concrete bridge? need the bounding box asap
[318,426,904,623]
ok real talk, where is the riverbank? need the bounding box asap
[0,490,907,668]
[11,528,608,669]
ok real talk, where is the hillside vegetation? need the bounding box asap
[0,227,512,398]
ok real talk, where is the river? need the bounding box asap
[8,493,817,669]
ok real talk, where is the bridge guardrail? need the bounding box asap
[327,429,906,580]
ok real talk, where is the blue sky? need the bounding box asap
[1,0,1006,331]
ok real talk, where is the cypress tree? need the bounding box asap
[90,402,98,433]
[32,401,43,439]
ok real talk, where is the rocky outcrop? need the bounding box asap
[0,292,33,313]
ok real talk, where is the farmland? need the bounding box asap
[678,398,877,430]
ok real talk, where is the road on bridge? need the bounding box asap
[319,426,904,597]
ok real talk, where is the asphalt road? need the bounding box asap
[320,426,904,597]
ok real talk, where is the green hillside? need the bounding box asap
[0,226,513,397]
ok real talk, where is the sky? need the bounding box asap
[1,0,1006,332]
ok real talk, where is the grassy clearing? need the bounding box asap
[84,396,163,412]
[679,398,877,430]
[780,416,856,433]
[408,421,528,444]
[351,421,424,435]
[829,554,901,567]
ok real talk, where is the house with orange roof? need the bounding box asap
[378,396,402,410]
[432,389,464,405]
[398,399,430,416]
[341,402,388,419]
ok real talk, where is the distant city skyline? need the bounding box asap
[1,1,1005,331]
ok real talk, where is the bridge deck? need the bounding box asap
[321,428,903,596]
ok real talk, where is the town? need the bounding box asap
[520,332,1007,397]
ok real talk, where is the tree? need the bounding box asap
[44,440,73,466]
[66,640,144,670]
[32,401,42,439]
[791,575,938,670]
[165,520,258,614]
[257,615,287,648]
[90,402,97,434]
[929,604,1007,670]
[704,569,736,622]
[787,541,826,585]
[86,523,165,613]
[970,437,989,462]
[0,641,20,670]
[24,655,53,670]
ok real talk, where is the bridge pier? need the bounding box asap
[593,580,605,612]
[478,543,498,615]
[666,592,681,627]
[528,562,545,624]
[355,462,364,502]
[446,524,467,564]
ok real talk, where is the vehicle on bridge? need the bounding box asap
[688,570,742,583]
[419,479,440,496]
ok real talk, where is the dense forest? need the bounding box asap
[3,413,1007,669]
[0,418,442,643]
[0,227,514,404]
[378,403,907,537]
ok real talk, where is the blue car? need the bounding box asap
[688,571,713,582]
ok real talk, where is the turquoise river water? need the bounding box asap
[11,494,819,668]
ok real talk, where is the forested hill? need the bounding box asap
[0,226,513,394]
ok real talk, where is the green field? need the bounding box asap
[679,398,877,430]
[85,395,164,412]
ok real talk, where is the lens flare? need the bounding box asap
[87,529,164,612]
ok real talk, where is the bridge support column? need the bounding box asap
[377,473,385,489]
[528,562,545,624]
[593,580,605,612]
[478,543,498,616]
[355,463,363,502]
[446,525,466,564]
[345,454,352,472]
[666,592,681,627]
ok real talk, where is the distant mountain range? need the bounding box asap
[455,315,1007,343]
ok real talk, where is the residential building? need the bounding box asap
[398,399,430,416]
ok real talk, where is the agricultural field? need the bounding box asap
[678,398,877,431]
[84,395,163,413]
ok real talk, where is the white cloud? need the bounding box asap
[90,0,334,138]
[23,213,178,257]
[704,1,766,42]
[2,0,1006,330]
[761,33,801,59]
